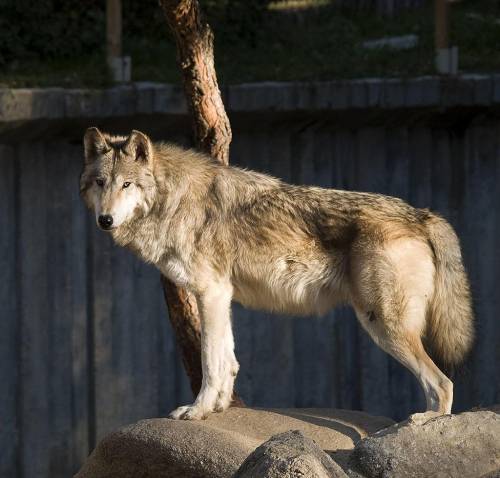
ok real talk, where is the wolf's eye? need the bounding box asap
[96,178,105,187]
[123,182,131,189]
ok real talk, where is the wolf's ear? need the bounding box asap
[123,130,154,165]
[83,127,109,163]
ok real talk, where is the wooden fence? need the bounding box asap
[1,79,499,477]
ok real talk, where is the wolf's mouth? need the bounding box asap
[98,224,116,231]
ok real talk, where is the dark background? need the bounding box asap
[1,1,499,477]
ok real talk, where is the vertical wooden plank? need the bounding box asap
[0,144,20,478]
[128,260,164,420]
[462,124,499,409]
[492,122,500,406]
[156,286,180,417]
[385,128,410,200]
[290,123,315,408]
[355,127,392,417]
[90,213,115,442]
[93,234,169,434]
[66,144,91,472]
[431,129,453,218]
[19,142,51,478]
[309,125,337,407]
[409,127,433,208]
[331,129,362,411]
[44,142,80,476]
[266,125,297,407]
[267,123,292,183]
[109,247,139,425]
[292,122,336,408]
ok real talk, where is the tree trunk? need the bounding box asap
[159,0,232,164]
[158,0,243,406]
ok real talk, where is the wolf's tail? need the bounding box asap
[425,213,474,370]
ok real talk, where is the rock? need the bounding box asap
[234,429,347,478]
[75,407,393,478]
[349,408,500,478]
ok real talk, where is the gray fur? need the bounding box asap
[81,128,474,420]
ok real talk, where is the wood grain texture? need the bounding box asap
[2,112,500,476]
[19,143,50,478]
[159,0,232,163]
[0,145,19,478]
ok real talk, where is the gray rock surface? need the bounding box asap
[349,408,500,478]
[234,429,347,478]
[75,407,393,478]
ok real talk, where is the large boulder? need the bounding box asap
[234,429,347,478]
[349,408,500,478]
[75,407,393,478]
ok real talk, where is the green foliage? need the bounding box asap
[0,0,271,68]
[0,0,105,66]
[0,0,498,86]
[201,0,271,45]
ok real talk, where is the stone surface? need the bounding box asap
[349,407,500,478]
[75,407,393,478]
[2,76,500,126]
[234,430,347,478]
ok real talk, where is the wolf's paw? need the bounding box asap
[214,391,232,413]
[168,404,209,421]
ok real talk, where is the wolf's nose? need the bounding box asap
[98,214,113,229]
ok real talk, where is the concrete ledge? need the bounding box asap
[1,75,500,124]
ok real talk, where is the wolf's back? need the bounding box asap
[425,213,474,369]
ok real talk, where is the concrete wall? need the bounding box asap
[1,77,500,478]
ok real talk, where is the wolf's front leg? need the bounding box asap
[169,283,237,420]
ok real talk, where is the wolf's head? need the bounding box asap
[80,127,157,230]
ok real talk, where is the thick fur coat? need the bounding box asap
[81,128,474,420]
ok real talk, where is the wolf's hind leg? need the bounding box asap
[356,307,453,415]
[352,237,452,415]
[385,332,452,414]
[169,282,234,420]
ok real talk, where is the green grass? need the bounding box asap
[1,1,499,88]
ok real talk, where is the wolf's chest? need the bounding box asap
[158,257,191,288]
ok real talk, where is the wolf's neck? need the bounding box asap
[111,176,200,266]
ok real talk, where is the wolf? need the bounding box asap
[80,127,474,420]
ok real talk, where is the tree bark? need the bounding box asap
[159,0,232,164]
[158,0,243,406]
